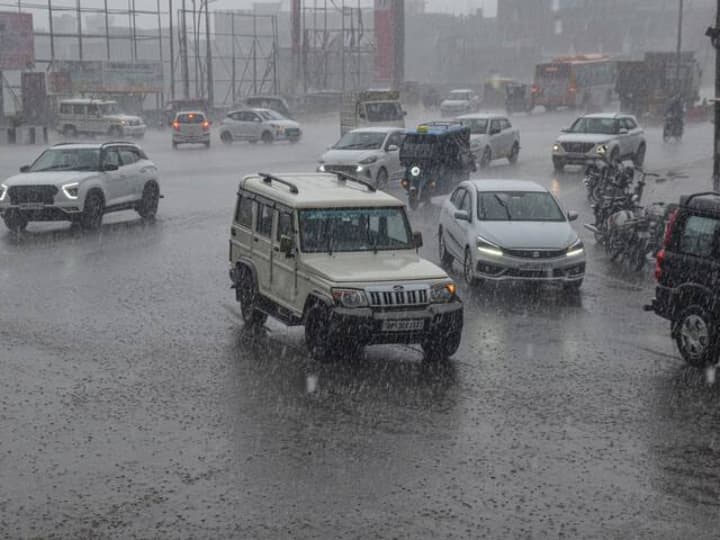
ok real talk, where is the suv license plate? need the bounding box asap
[382,319,424,332]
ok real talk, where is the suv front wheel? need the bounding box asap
[674,305,718,367]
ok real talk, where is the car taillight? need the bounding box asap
[172,121,180,131]
[663,207,679,247]
[655,248,665,281]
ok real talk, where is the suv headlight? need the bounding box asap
[430,281,457,303]
[358,155,378,165]
[318,163,326,172]
[332,288,368,308]
[566,238,584,257]
[595,144,607,156]
[62,182,79,199]
[477,236,503,257]
[552,143,561,153]
[0,183,7,202]
[410,166,421,177]
[121,120,129,126]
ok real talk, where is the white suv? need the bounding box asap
[551,113,646,171]
[57,99,146,139]
[228,171,464,361]
[0,142,160,232]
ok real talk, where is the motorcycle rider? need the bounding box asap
[664,93,685,140]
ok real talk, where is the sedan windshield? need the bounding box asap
[448,92,471,101]
[460,118,488,134]
[333,131,386,150]
[568,117,618,135]
[477,191,566,222]
[30,148,100,172]
[299,207,413,253]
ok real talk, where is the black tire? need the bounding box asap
[80,191,104,230]
[220,131,233,145]
[463,247,479,286]
[422,330,461,362]
[607,229,623,261]
[508,143,519,164]
[479,147,492,169]
[3,209,28,232]
[236,266,268,328]
[630,239,648,271]
[633,143,646,168]
[438,228,454,268]
[590,183,604,204]
[552,157,565,172]
[375,168,388,189]
[204,141,211,148]
[137,181,160,220]
[305,304,334,362]
[674,305,718,368]
[261,131,274,144]
[63,125,77,138]
[289,137,300,144]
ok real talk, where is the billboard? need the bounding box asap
[374,0,403,84]
[48,61,163,94]
[0,12,34,69]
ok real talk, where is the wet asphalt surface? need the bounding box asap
[2,108,720,538]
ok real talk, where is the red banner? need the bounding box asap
[0,12,34,70]
[374,0,394,81]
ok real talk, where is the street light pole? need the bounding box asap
[675,0,683,87]
[204,0,213,108]
[706,4,720,190]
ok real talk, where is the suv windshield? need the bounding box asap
[100,103,120,115]
[365,102,404,122]
[299,207,413,253]
[568,117,618,135]
[334,131,386,150]
[448,92,471,101]
[460,118,488,134]
[30,148,100,172]
[477,191,565,222]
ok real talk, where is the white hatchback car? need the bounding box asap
[456,113,521,168]
[437,179,585,290]
[219,108,302,144]
[171,110,211,149]
[318,127,406,188]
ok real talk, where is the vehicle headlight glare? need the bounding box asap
[552,143,561,152]
[318,164,326,172]
[430,281,456,303]
[477,236,503,257]
[62,182,79,199]
[410,166,421,177]
[566,239,584,257]
[0,183,7,201]
[331,288,368,308]
[356,165,364,172]
[596,144,607,155]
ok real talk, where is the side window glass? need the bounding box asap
[119,148,138,165]
[460,191,472,214]
[102,149,120,168]
[501,119,511,130]
[87,104,98,116]
[679,216,720,257]
[73,104,86,115]
[490,120,500,133]
[450,188,464,207]
[60,103,71,114]
[235,195,253,228]
[277,210,293,241]
[625,118,637,130]
[256,203,273,237]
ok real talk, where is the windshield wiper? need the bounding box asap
[493,194,512,221]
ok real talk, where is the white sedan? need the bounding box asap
[437,179,585,290]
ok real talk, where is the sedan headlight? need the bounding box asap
[358,155,378,165]
[62,182,79,200]
[595,144,607,156]
[476,236,503,257]
[566,238,584,257]
[0,183,7,201]
[332,288,368,308]
[430,281,457,303]
[552,143,561,153]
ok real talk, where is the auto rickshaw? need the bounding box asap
[505,82,533,114]
[400,122,475,210]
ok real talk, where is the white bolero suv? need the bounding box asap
[228,171,464,361]
[0,142,161,232]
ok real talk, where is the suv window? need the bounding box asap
[87,104,99,116]
[622,118,637,130]
[235,194,253,228]
[119,147,140,165]
[73,104,86,115]
[277,210,293,241]
[451,187,467,207]
[678,215,720,257]
[500,118,511,130]
[102,148,121,168]
[60,103,72,114]
[385,131,404,149]
[490,120,501,134]
[256,202,273,237]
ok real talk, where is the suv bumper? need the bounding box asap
[328,302,463,346]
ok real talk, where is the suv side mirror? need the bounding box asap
[567,210,578,221]
[413,231,423,248]
[560,127,570,133]
[619,128,629,135]
[454,210,471,222]
[19,165,30,173]
[387,144,399,152]
[103,163,119,172]
[279,234,294,256]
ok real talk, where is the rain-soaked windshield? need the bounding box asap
[100,102,120,115]
[477,191,566,222]
[364,101,404,122]
[299,207,412,252]
[30,148,100,172]
[568,117,619,134]
[333,131,386,150]
[460,118,488,134]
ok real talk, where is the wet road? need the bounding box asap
[2,109,720,538]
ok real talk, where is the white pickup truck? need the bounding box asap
[455,113,521,168]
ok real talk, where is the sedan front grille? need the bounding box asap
[561,142,595,153]
[367,286,429,307]
[8,185,58,205]
[504,248,566,259]
[324,164,358,175]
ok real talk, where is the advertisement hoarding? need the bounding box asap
[48,61,163,94]
[374,0,403,85]
[0,12,34,70]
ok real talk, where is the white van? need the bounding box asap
[57,99,146,139]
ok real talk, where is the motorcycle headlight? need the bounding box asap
[410,166,421,177]
[430,281,457,303]
[566,238,584,257]
[332,288,368,308]
[358,156,378,165]
[476,236,503,257]
[596,144,607,156]
[62,182,79,200]
[318,164,326,172]
[552,143,561,153]
[0,183,7,201]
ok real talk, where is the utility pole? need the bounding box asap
[675,0,684,89]
[204,0,213,108]
[181,0,190,97]
[706,5,720,190]
[169,0,175,100]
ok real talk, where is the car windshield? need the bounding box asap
[100,103,120,115]
[364,102,404,122]
[477,191,566,222]
[299,207,413,253]
[333,131,386,150]
[460,118,488,134]
[176,112,206,123]
[448,92,471,100]
[258,110,285,121]
[30,148,100,172]
[567,117,619,135]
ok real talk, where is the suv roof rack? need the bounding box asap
[258,172,299,194]
[324,168,377,192]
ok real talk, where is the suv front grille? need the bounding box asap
[561,142,595,153]
[504,248,566,259]
[8,185,58,205]
[367,286,429,307]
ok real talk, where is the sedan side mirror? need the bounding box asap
[387,144,399,152]
[279,234,294,256]
[413,231,423,248]
[567,210,578,221]
[560,127,570,133]
[454,210,471,222]
[103,163,119,172]
[19,165,30,173]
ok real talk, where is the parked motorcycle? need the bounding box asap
[584,159,634,204]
